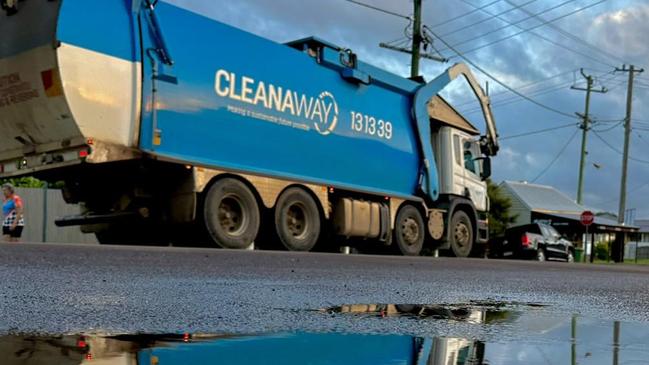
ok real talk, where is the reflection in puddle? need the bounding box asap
[322,301,536,324]
[1,316,647,364]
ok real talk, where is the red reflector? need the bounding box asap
[85,353,93,360]
[79,150,89,158]
[183,333,190,342]
[521,234,531,247]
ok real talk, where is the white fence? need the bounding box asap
[9,187,97,244]
[624,242,649,260]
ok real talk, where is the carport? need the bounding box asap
[499,181,638,262]
[531,211,638,262]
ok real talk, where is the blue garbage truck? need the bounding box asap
[0,0,498,256]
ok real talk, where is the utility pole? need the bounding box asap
[379,0,446,76]
[571,69,607,205]
[617,65,644,224]
[411,0,422,78]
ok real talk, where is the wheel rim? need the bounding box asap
[537,251,545,261]
[218,195,247,236]
[286,202,308,239]
[401,217,420,246]
[568,253,574,262]
[454,221,471,253]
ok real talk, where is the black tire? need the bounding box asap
[394,205,425,256]
[203,178,260,249]
[274,187,321,251]
[449,210,474,258]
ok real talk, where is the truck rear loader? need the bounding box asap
[0,0,498,256]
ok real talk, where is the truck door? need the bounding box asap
[452,133,487,211]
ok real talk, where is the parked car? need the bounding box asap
[490,223,575,262]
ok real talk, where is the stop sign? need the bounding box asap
[580,211,594,226]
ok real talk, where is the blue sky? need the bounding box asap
[166,0,649,218]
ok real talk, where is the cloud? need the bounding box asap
[162,0,649,217]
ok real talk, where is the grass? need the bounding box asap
[591,258,649,265]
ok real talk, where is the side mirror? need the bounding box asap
[476,156,492,181]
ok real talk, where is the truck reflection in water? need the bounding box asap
[2,313,647,365]
[2,332,485,365]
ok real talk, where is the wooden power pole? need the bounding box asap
[616,65,644,224]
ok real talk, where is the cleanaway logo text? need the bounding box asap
[215,69,338,135]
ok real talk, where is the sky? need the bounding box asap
[166,0,649,218]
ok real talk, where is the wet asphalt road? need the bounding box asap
[1,242,648,339]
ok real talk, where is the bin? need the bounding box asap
[574,248,584,263]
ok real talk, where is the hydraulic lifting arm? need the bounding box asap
[412,63,499,202]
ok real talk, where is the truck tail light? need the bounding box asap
[79,149,89,158]
[521,234,531,247]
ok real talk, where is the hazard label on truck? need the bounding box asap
[0,72,39,108]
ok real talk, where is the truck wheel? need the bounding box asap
[274,188,321,251]
[203,178,260,249]
[449,210,473,257]
[394,205,424,256]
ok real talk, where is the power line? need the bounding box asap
[599,181,649,205]
[441,0,577,51]
[439,0,539,38]
[424,26,578,119]
[429,0,503,28]
[592,121,623,132]
[500,122,579,140]
[503,0,625,65]
[447,0,608,58]
[459,0,616,68]
[342,0,410,19]
[454,69,575,108]
[531,128,579,182]
[592,130,649,165]
[463,79,576,113]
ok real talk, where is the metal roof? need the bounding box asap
[634,219,649,232]
[501,181,586,214]
[501,181,638,231]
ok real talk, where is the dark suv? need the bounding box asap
[490,223,574,262]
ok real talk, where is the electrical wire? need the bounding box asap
[440,0,578,51]
[342,0,410,19]
[447,0,608,58]
[429,0,503,28]
[439,0,539,38]
[459,0,616,68]
[503,0,626,65]
[500,122,579,140]
[592,121,623,132]
[454,69,575,108]
[424,26,578,119]
[592,130,649,165]
[531,128,579,182]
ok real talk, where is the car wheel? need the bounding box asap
[536,249,546,262]
[567,251,575,263]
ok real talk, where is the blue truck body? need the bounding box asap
[0,0,497,253]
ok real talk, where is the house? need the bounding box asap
[498,181,638,262]
[634,219,649,242]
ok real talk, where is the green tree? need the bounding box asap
[0,176,46,188]
[487,179,517,237]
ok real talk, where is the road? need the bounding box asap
[1,242,648,339]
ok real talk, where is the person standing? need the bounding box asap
[2,183,25,242]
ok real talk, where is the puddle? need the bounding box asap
[321,301,542,323]
[2,315,648,365]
